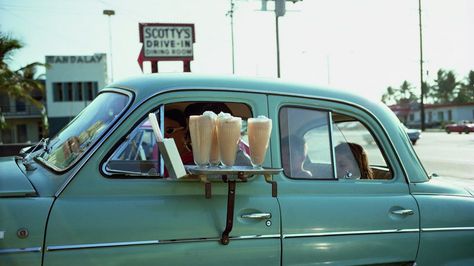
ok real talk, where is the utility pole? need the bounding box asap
[418,0,425,131]
[103,10,115,83]
[226,0,236,74]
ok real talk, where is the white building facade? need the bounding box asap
[45,53,107,135]
[405,103,474,127]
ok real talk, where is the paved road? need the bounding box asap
[413,131,474,184]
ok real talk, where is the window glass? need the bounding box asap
[17,124,27,143]
[280,107,333,179]
[106,101,253,178]
[53,83,62,101]
[280,106,392,180]
[38,92,129,170]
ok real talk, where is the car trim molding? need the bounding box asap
[0,247,42,254]
[46,235,280,251]
[283,229,420,239]
[421,227,474,232]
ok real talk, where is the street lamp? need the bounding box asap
[265,0,302,78]
[103,9,115,83]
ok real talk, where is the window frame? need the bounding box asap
[102,100,254,179]
[279,105,394,181]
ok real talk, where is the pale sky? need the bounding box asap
[1,0,473,101]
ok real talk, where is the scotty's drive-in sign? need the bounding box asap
[139,23,195,60]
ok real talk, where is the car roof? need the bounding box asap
[107,73,373,108]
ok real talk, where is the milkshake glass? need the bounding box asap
[203,111,219,166]
[217,113,242,167]
[189,115,214,167]
[247,116,272,168]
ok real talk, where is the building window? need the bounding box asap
[93,82,99,98]
[447,110,452,121]
[438,111,444,121]
[428,111,432,123]
[53,82,63,101]
[53,81,99,102]
[77,82,83,101]
[85,82,94,101]
[64,82,73,101]
[409,114,414,121]
[15,99,26,112]
[17,124,27,143]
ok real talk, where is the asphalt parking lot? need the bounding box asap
[413,131,474,184]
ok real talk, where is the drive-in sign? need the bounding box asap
[139,23,195,60]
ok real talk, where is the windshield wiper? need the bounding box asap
[18,138,49,171]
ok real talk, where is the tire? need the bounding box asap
[465,129,470,134]
[411,140,417,145]
[446,129,451,134]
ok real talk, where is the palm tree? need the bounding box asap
[0,32,48,134]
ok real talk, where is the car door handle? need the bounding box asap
[241,212,272,219]
[391,209,414,216]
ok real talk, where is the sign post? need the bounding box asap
[138,23,195,73]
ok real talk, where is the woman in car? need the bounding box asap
[335,142,373,179]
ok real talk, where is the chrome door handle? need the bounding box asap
[391,209,414,216]
[241,212,272,219]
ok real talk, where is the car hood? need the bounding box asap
[0,156,37,197]
[410,175,474,197]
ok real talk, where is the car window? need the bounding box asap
[105,101,253,178]
[38,92,129,171]
[280,106,393,180]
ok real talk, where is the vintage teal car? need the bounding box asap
[1,74,473,265]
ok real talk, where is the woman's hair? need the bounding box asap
[165,109,186,127]
[335,142,374,179]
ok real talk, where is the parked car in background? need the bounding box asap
[1,74,473,265]
[445,120,474,134]
[403,125,421,145]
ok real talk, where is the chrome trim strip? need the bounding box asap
[231,234,280,240]
[411,192,473,198]
[422,227,474,232]
[159,105,165,176]
[47,235,280,251]
[328,111,338,179]
[284,229,419,239]
[47,240,159,251]
[0,247,42,254]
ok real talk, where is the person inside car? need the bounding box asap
[335,142,373,179]
[281,135,312,178]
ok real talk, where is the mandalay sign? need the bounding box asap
[46,54,106,64]
[138,23,195,61]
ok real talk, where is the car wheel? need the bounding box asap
[446,129,451,134]
[465,129,470,134]
[411,140,417,145]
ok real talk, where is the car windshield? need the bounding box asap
[37,92,129,171]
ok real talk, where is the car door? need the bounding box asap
[269,95,420,265]
[43,90,281,266]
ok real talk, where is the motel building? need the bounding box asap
[45,53,107,136]
[390,102,474,128]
